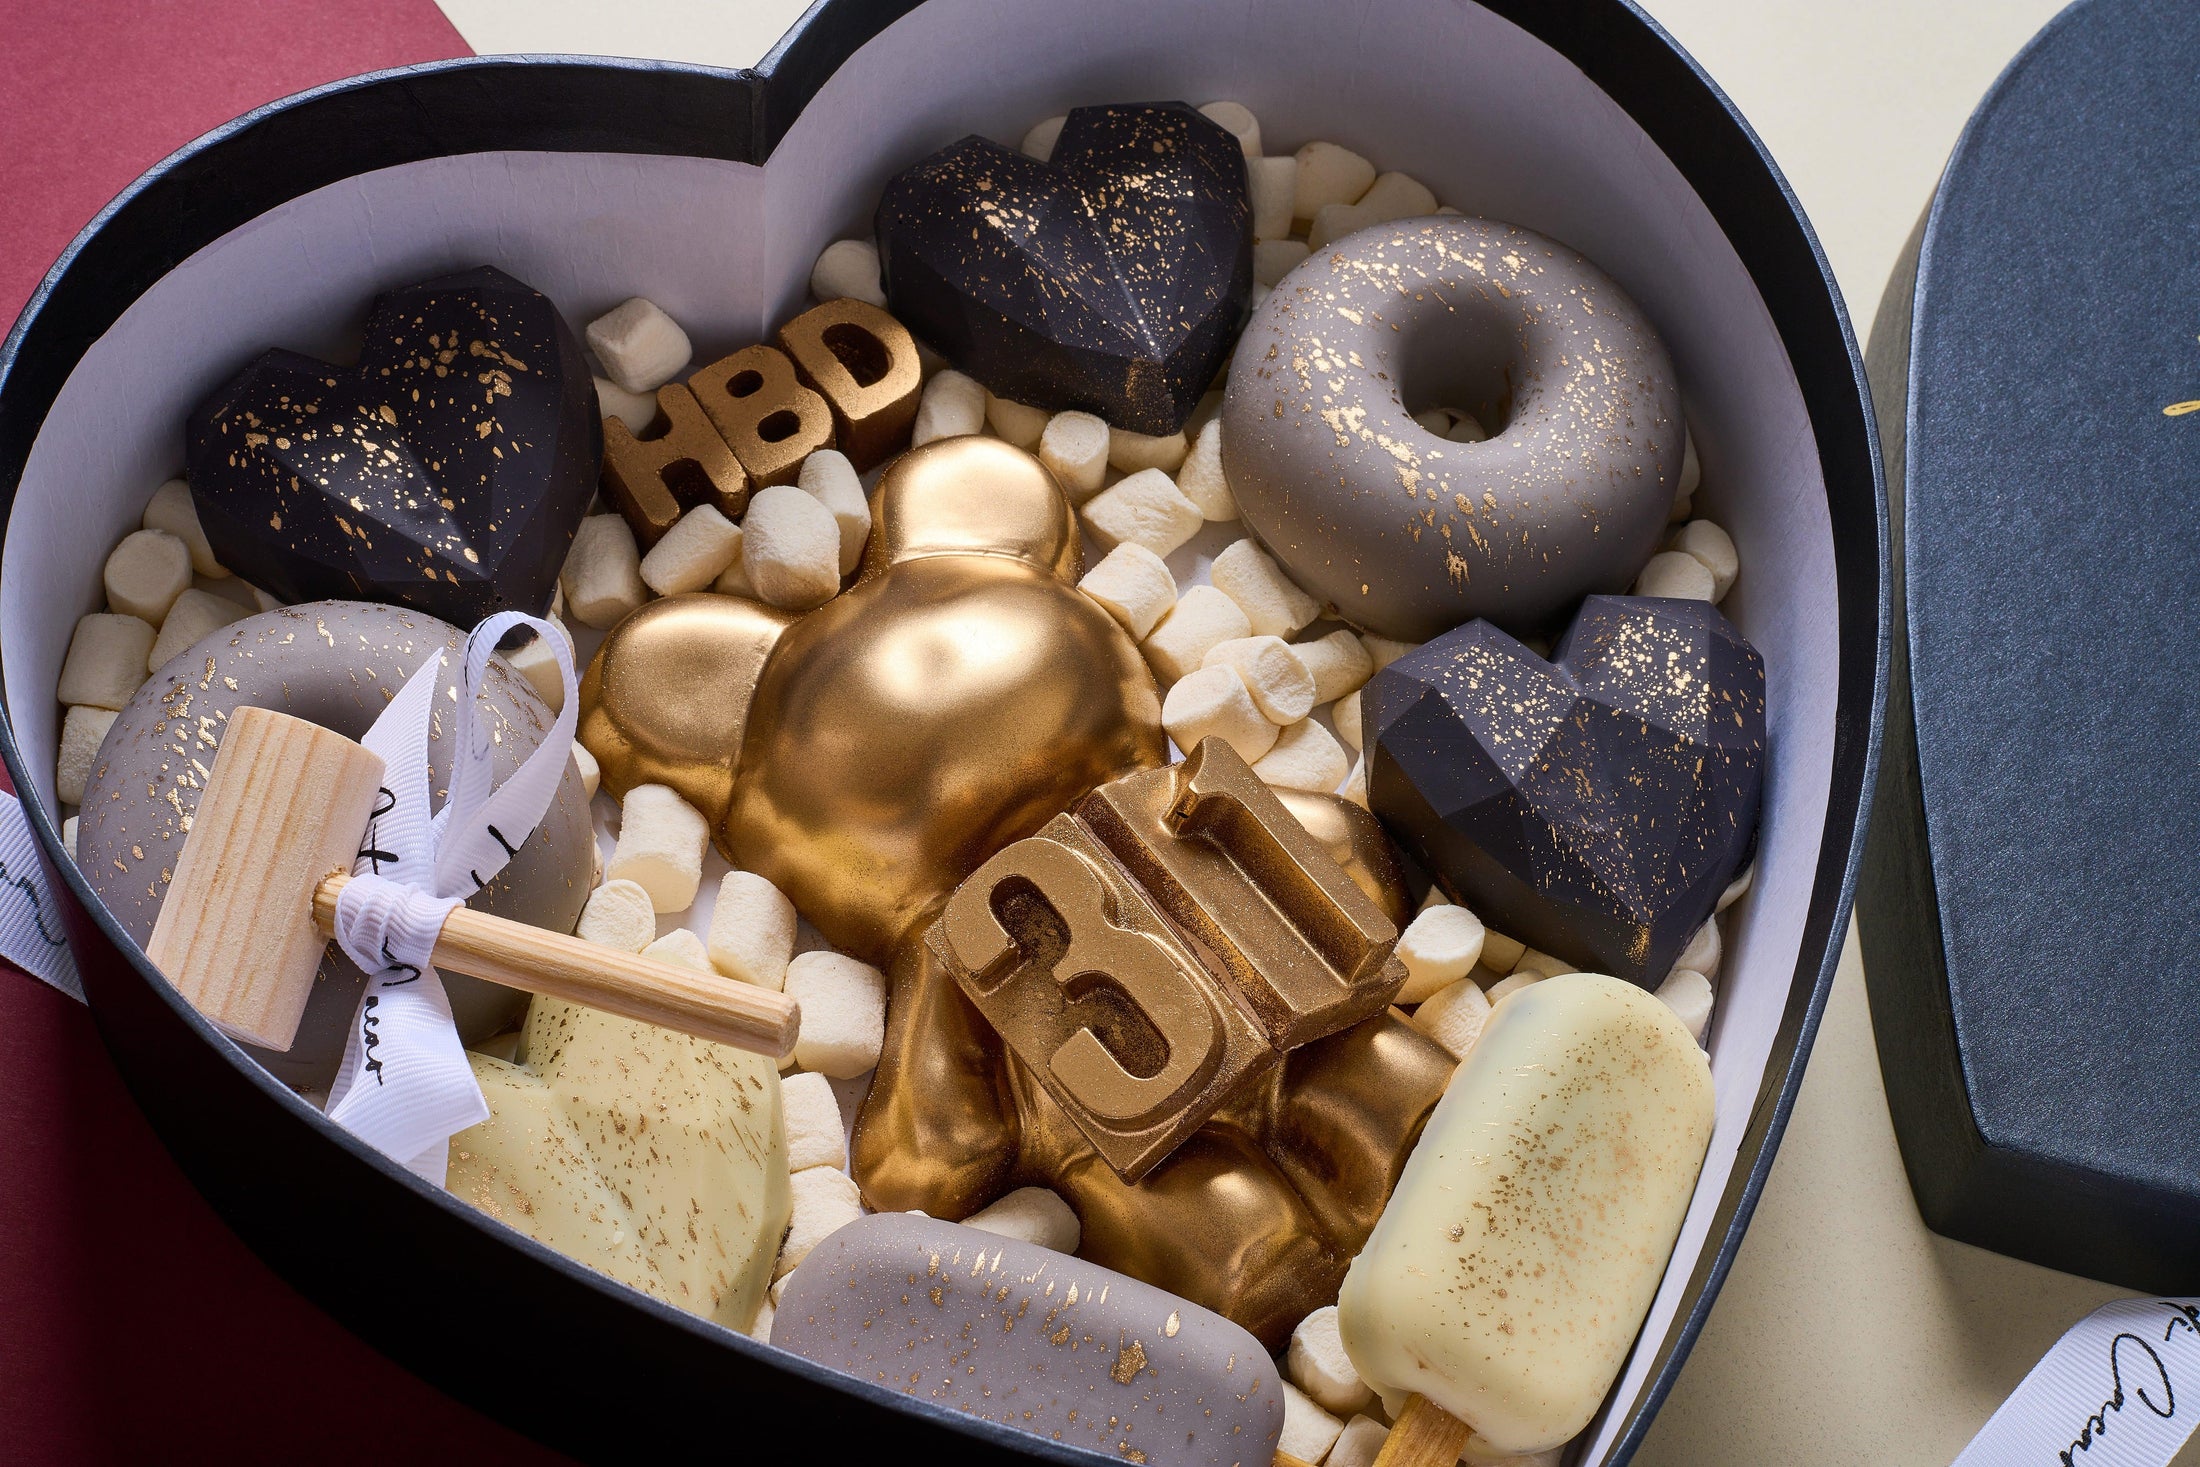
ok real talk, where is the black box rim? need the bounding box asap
[0,3,1889,1461]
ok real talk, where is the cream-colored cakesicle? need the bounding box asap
[1337,974,1714,1462]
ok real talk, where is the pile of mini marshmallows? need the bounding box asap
[51,486,282,858]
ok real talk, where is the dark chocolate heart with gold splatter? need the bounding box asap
[185,266,599,623]
[875,102,1252,435]
[1366,595,1766,985]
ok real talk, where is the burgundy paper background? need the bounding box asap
[1,3,568,1460]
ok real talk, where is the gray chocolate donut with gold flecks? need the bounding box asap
[76,601,595,1090]
[1223,216,1684,642]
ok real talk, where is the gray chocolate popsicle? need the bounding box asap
[772,1213,1283,1466]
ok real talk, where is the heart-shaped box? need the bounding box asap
[1860,0,2200,1294]
[0,1,1886,1461]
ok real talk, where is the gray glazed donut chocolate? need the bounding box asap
[1222,216,1684,640]
[77,600,594,1091]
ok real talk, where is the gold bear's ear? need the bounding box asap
[861,436,1081,582]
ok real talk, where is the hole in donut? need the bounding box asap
[1396,298,1519,441]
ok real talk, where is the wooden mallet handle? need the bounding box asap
[145,705,797,1060]
[308,873,796,1056]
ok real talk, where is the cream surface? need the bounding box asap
[1337,974,1715,1455]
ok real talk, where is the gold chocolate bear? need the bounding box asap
[579,435,1165,961]
[577,435,1453,1348]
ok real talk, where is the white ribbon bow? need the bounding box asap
[322,611,577,1184]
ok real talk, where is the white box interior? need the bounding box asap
[3,0,1837,1460]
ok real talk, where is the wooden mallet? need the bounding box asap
[145,705,797,1060]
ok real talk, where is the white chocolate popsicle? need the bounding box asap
[1336,974,1714,1458]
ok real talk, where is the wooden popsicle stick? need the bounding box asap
[1371,1394,1473,1467]
[310,873,797,1057]
[1274,1453,1320,1467]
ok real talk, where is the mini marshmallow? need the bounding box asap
[574,879,655,953]
[640,504,744,596]
[1680,426,1702,497]
[1448,413,1489,444]
[1163,665,1279,765]
[912,368,986,445]
[194,574,260,613]
[1293,141,1376,222]
[708,870,798,991]
[963,1186,1081,1254]
[1657,968,1716,1044]
[1411,976,1494,1061]
[561,515,648,628]
[1202,636,1314,725]
[1295,628,1373,704]
[1108,425,1190,475]
[1480,927,1528,973]
[1142,586,1253,687]
[1333,689,1364,752]
[607,783,709,913]
[586,297,692,395]
[1175,419,1238,521]
[1512,947,1577,980]
[146,588,241,672]
[1287,1305,1375,1415]
[1718,863,1755,913]
[786,950,888,1078]
[249,583,282,613]
[1434,205,1463,216]
[1197,100,1261,157]
[1211,538,1321,638]
[1636,550,1715,602]
[55,705,117,806]
[1484,970,1545,1006]
[1253,718,1349,793]
[503,619,573,714]
[780,1071,848,1173]
[1279,1382,1346,1464]
[1078,542,1178,640]
[713,540,757,598]
[1674,518,1739,600]
[1185,389,1226,440]
[1675,918,1723,981]
[1395,903,1486,1004]
[1413,408,1455,437]
[1038,411,1111,503]
[142,480,225,578]
[1021,115,1066,162]
[1248,155,1297,241]
[571,741,600,798]
[104,529,191,626]
[743,485,843,611]
[1360,634,1417,672]
[56,614,154,710]
[1340,757,1368,808]
[592,375,659,434]
[1329,1416,1391,1467]
[809,238,887,309]
[749,1297,775,1343]
[642,928,710,970]
[984,391,1051,450]
[1356,171,1438,223]
[61,816,77,861]
[1081,468,1203,557]
[776,1167,866,1279]
[1307,202,1377,251]
[798,450,872,575]
[1255,238,1311,288]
